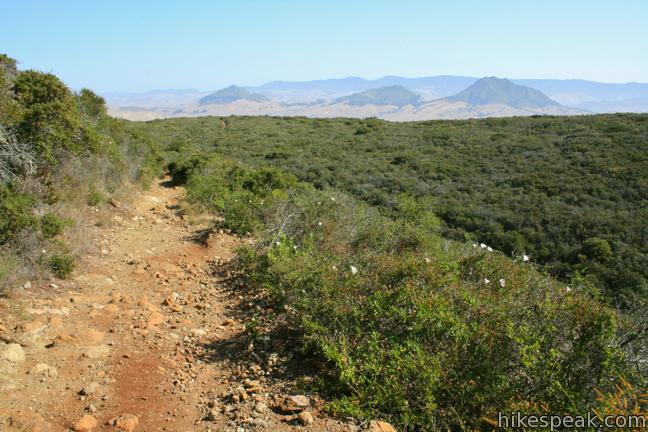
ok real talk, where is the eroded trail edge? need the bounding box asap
[0,180,352,432]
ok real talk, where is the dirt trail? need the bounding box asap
[0,180,353,432]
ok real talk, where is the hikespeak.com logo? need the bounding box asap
[495,411,646,430]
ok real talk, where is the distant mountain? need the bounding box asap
[334,86,422,107]
[447,77,559,108]
[199,85,268,105]
[253,76,648,106]
[103,76,648,112]
[106,75,648,121]
[252,76,476,102]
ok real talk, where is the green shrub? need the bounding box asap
[0,184,36,244]
[40,212,68,239]
[181,155,299,234]
[47,253,74,278]
[580,237,613,262]
[167,153,210,186]
[0,252,18,294]
[0,54,21,126]
[77,88,107,119]
[219,190,265,234]
[13,70,83,164]
[86,186,106,206]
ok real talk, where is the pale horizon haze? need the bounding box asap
[2,0,647,93]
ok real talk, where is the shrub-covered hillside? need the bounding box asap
[0,54,162,290]
[165,152,647,431]
[128,114,648,307]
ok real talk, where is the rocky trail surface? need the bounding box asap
[0,181,362,432]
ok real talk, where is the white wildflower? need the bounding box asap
[523,254,530,262]
[425,257,431,264]
[484,278,491,284]
[487,246,493,252]
[480,243,487,249]
[318,221,323,226]
[350,266,358,275]
[472,243,478,248]
[566,286,572,292]
[498,278,506,288]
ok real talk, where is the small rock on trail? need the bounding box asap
[110,413,140,432]
[73,414,98,432]
[1,343,25,363]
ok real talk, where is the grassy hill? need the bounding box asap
[334,85,422,106]
[448,76,560,107]
[130,114,648,307]
[199,85,269,105]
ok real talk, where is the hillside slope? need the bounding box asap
[199,85,269,105]
[447,76,560,107]
[334,85,422,106]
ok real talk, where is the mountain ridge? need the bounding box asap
[104,75,648,113]
[334,85,423,107]
[447,77,560,108]
[199,85,268,105]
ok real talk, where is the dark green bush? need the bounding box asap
[47,253,74,278]
[0,184,36,244]
[40,212,68,239]
[168,153,210,186]
[0,54,21,126]
[182,155,298,234]
[12,71,83,163]
[77,88,107,119]
[86,185,106,206]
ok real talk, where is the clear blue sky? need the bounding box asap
[2,0,647,92]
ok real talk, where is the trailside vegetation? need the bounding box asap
[168,152,646,431]
[0,54,163,290]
